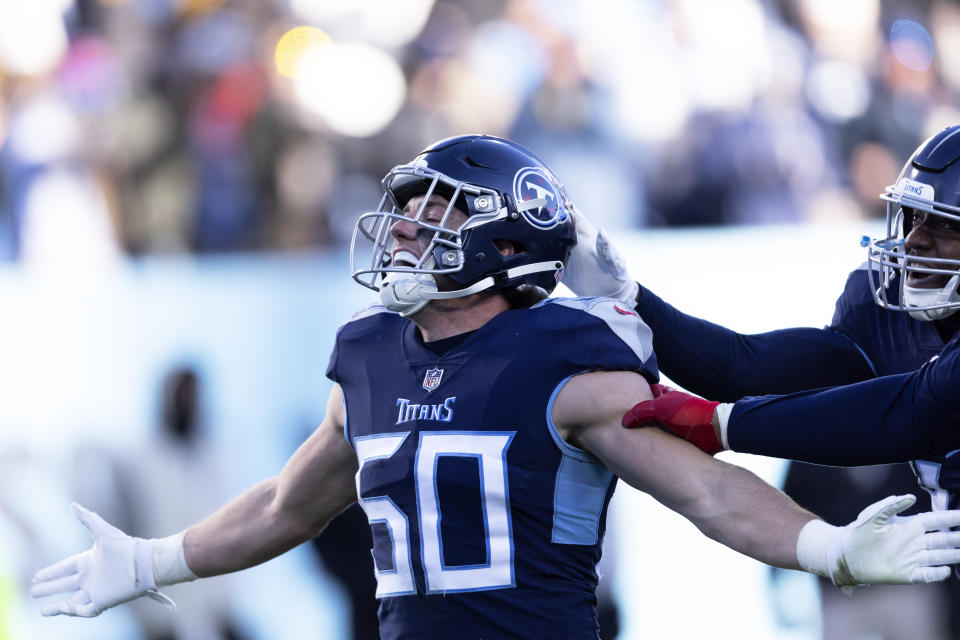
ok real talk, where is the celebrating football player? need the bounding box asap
[33,136,960,638]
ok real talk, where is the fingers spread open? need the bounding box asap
[40,589,95,617]
[924,531,960,550]
[909,565,951,584]
[32,555,79,585]
[30,573,80,599]
[918,547,960,568]
[870,495,916,522]
[916,508,960,532]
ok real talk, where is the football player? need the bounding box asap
[32,136,960,638]
[567,125,960,511]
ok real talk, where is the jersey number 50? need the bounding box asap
[354,430,516,597]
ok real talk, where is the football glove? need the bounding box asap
[562,206,639,304]
[622,388,729,455]
[797,494,960,592]
[31,503,177,617]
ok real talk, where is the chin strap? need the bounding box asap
[423,261,563,300]
[904,275,960,321]
[379,260,563,316]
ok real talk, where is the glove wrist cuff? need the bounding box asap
[796,518,837,579]
[152,531,198,587]
[134,538,159,591]
[714,403,734,451]
[614,280,640,306]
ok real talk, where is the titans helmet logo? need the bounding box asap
[513,167,567,228]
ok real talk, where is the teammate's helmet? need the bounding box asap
[351,135,577,316]
[866,125,960,320]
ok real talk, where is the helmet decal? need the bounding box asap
[513,167,566,228]
[894,178,935,201]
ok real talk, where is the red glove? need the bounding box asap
[621,388,724,455]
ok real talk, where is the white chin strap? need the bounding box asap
[903,275,960,321]
[379,260,563,317]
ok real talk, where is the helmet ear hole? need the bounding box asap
[493,239,526,256]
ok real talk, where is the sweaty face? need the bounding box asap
[389,194,468,268]
[903,207,960,288]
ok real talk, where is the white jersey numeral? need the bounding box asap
[355,434,416,597]
[355,430,515,596]
[913,460,950,512]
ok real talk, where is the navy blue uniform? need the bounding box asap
[326,297,657,640]
[634,266,960,511]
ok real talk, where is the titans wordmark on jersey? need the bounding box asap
[326,297,657,639]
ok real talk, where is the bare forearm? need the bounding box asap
[183,478,319,578]
[690,462,814,570]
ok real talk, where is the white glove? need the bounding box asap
[30,503,177,617]
[562,206,639,304]
[797,494,960,593]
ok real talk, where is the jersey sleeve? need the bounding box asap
[632,283,875,401]
[727,339,960,465]
[827,266,881,373]
[325,304,395,384]
[325,329,343,384]
[545,297,659,382]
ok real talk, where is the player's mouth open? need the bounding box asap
[391,249,422,268]
[906,261,950,288]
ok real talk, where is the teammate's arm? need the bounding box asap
[625,342,960,465]
[31,384,359,617]
[553,370,960,585]
[725,340,960,464]
[563,210,874,399]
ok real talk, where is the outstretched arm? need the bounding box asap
[553,370,960,584]
[185,384,358,576]
[32,384,359,616]
[554,371,809,567]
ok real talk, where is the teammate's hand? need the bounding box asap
[30,503,175,617]
[799,495,960,592]
[562,206,639,304]
[622,388,725,455]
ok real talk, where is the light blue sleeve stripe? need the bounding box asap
[546,374,616,545]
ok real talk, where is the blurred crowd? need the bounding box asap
[0,0,958,267]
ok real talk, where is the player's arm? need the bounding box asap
[31,384,359,617]
[185,383,358,576]
[553,370,960,585]
[563,209,874,399]
[625,342,960,464]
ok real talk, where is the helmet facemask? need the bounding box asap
[866,179,960,320]
[351,163,561,316]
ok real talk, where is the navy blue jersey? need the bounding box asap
[730,267,960,509]
[326,297,657,640]
[827,266,946,374]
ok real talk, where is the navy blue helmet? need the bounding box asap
[866,125,960,320]
[351,135,577,315]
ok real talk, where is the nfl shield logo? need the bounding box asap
[422,367,444,392]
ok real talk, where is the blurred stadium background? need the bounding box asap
[0,0,957,638]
